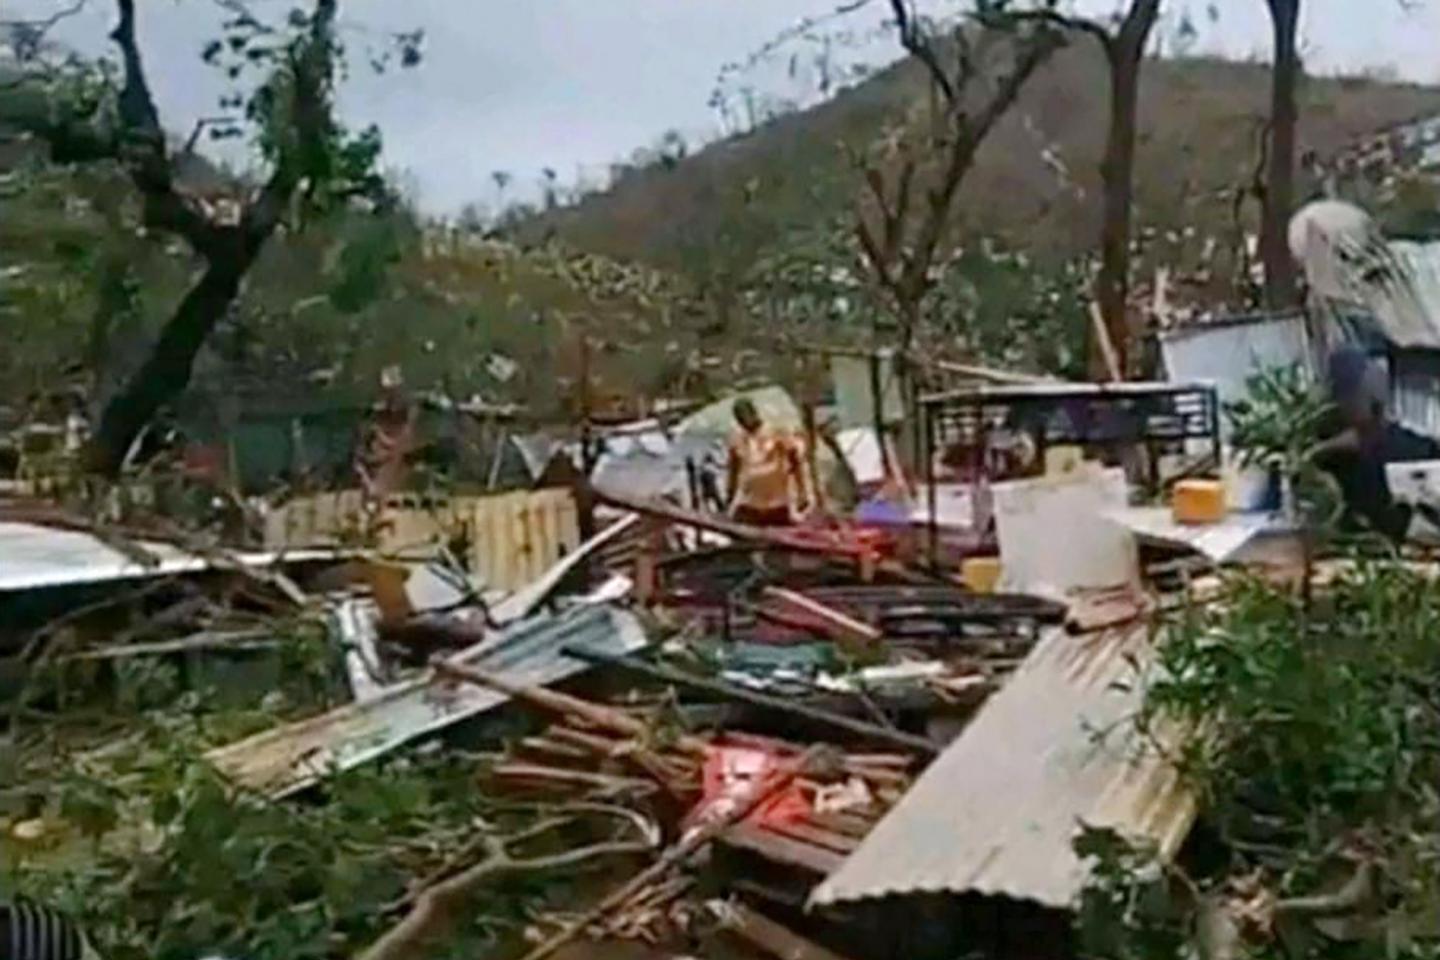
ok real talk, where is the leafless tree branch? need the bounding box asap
[854,7,1065,344]
[886,0,956,103]
[212,0,276,34]
[0,0,90,91]
[0,0,89,35]
[244,0,338,242]
[109,0,234,257]
[986,7,1115,53]
[900,27,1063,330]
[180,115,240,155]
[356,808,658,960]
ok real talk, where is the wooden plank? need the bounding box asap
[480,494,505,590]
[557,490,580,558]
[491,761,656,794]
[721,822,846,876]
[765,819,862,854]
[514,746,829,960]
[559,647,939,756]
[761,587,881,647]
[720,901,858,960]
[518,735,594,762]
[595,489,868,558]
[545,489,566,573]
[515,492,537,588]
[804,812,876,840]
[1089,301,1123,383]
[531,492,552,586]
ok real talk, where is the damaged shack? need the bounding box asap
[5,6,1440,956]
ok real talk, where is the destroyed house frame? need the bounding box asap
[917,381,1222,561]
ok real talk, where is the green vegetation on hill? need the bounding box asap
[5,46,1439,436]
[522,46,1440,309]
[0,150,737,429]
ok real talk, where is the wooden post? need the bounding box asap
[576,331,597,541]
[760,587,881,648]
[1089,302,1123,383]
[633,517,667,605]
[869,350,894,481]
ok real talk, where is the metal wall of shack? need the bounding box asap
[810,620,1196,911]
[206,602,648,796]
[264,487,580,592]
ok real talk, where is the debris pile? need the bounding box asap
[6,312,1439,960]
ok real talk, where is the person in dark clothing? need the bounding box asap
[1311,346,1440,541]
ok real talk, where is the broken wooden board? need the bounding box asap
[760,587,882,648]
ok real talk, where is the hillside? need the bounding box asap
[0,154,737,433]
[518,45,1440,293]
[6,43,1440,445]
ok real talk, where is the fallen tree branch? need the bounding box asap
[433,658,710,756]
[356,810,657,960]
[1275,859,1376,919]
[513,745,829,960]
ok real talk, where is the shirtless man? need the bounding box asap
[724,398,812,526]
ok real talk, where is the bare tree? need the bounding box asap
[2,0,396,475]
[1260,0,1301,309]
[1004,0,1162,376]
[854,1,1064,348]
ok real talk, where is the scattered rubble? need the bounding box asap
[5,295,1439,960]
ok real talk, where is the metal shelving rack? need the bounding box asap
[917,381,1222,565]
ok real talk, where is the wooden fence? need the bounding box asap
[264,488,580,592]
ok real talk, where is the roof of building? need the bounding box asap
[810,621,1197,911]
[0,521,337,593]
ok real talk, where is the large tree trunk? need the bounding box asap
[87,255,252,474]
[1261,0,1301,309]
[1092,0,1160,379]
[76,0,338,477]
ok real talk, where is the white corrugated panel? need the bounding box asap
[811,621,1197,910]
[1159,314,1312,433]
[0,522,336,593]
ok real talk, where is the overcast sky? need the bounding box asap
[10,0,1440,215]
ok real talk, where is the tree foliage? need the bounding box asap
[1075,557,1440,958]
[1,0,418,476]
[2,640,632,960]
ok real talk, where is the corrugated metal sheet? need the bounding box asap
[1159,313,1313,430]
[264,488,580,592]
[1391,350,1440,439]
[810,621,1196,910]
[206,602,648,796]
[1296,203,1440,351]
[588,386,809,503]
[0,521,337,593]
[1367,241,1440,349]
[591,433,723,503]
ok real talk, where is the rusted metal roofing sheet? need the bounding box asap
[810,621,1196,910]
[206,602,648,797]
